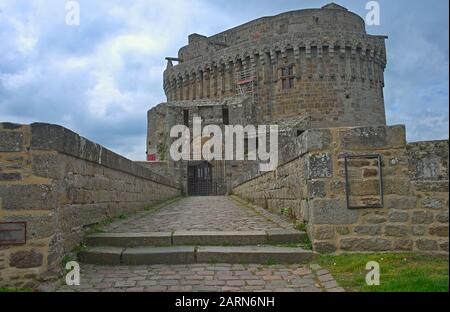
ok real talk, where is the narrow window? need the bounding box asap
[183,109,189,127]
[281,65,295,90]
[222,107,229,125]
[297,130,305,137]
[244,138,249,156]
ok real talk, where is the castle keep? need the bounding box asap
[147,3,388,195]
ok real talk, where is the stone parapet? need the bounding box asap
[0,123,182,288]
[232,124,449,254]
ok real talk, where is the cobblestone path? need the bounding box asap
[51,197,345,292]
[56,263,344,292]
[104,196,292,232]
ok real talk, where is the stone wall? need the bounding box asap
[232,125,449,254]
[136,161,187,194]
[0,123,182,288]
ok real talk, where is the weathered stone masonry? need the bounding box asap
[147,3,389,195]
[161,3,386,128]
[232,125,449,254]
[0,123,182,288]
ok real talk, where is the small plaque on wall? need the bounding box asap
[0,222,27,245]
[344,154,384,209]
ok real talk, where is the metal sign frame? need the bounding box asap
[0,222,27,245]
[344,154,384,209]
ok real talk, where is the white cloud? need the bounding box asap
[0,0,447,161]
[0,66,40,89]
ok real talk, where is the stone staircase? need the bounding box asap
[78,230,313,265]
[77,196,314,266]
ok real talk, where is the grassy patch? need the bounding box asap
[0,288,34,292]
[295,222,307,232]
[266,258,279,266]
[61,242,87,267]
[300,236,313,251]
[318,253,449,292]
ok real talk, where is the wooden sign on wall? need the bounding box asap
[0,222,27,245]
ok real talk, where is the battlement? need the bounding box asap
[175,3,368,63]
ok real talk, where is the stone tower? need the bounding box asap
[147,3,388,194]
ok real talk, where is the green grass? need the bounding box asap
[300,236,313,250]
[295,222,307,232]
[317,253,449,292]
[0,288,34,292]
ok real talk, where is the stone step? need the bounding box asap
[123,246,195,265]
[197,246,313,264]
[78,246,313,265]
[78,247,123,265]
[85,230,307,247]
[85,232,172,247]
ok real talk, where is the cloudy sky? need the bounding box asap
[0,0,448,160]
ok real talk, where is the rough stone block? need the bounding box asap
[412,211,434,224]
[347,180,380,196]
[339,125,406,150]
[421,198,444,210]
[413,181,449,193]
[439,241,449,252]
[340,238,392,251]
[307,153,332,179]
[385,196,417,210]
[354,225,381,235]
[388,211,409,223]
[313,226,336,240]
[429,226,449,237]
[393,239,413,251]
[336,226,350,235]
[31,123,80,156]
[383,178,411,195]
[0,131,23,152]
[314,241,337,254]
[0,184,56,210]
[31,153,62,179]
[0,173,22,181]
[1,122,22,130]
[412,225,426,236]
[307,180,326,198]
[363,168,378,178]
[385,225,408,237]
[416,239,438,251]
[311,199,358,225]
[436,212,449,223]
[10,250,43,268]
[408,140,449,181]
[297,129,332,155]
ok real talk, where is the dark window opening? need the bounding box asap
[222,107,229,125]
[297,130,306,137]
[183,109,189,127]
[281,65,295,90]
[244,138,249,156]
